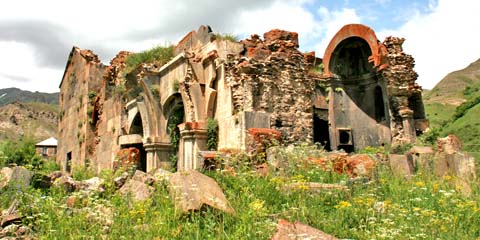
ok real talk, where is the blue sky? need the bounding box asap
[0,0,478,92]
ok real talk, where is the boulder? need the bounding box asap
[77,177,105,193]
[119,179,154,202]
[1,200,21,228]
[52,175,77,192]
[0,167,13,190]
[271,219,338,240]
[346,154,376,178]
[437,135,462,154]
[434,152,476,181]
[389,154,414,179]
[168,170,234,214]
[113,172,129,189]
[149,168,172,183]
[0,167,34,190]
[131,170,154,185]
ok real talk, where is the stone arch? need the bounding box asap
[126,100,153,138]
[323,24,387,78]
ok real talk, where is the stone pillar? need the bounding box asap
[399,108,415,143]
[177,122,207,170]
[144,141,173,172]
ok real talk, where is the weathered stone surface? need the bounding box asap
[168,170,234,214]
[0,167,13,190]
[271,219,338,240]
[437,135,462,154]
[150,168,172,183]
[434,152,476,181]
[0,167,34,190]
[131,170,154,186]
[52,175,77,192]
[409,146,434,170]
[114,147,141,171]
[77,177,105,193]
[389,154,414,179]
[113,171,129,189]
[1,200,21,228]
[119,179,154,202]
[347,154,377,178]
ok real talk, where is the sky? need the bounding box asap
[0,0,479,93]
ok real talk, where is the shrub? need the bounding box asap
[452,95,480,121]
[206,118,219,150]
[0,137,43,169]
[213,33,238,42]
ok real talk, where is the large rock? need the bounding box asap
[77,177,105,193]
[434,152,476,181]
[131,170,154,185]
[271,219,338,240]
[0,167,34,190]
[437,135,462,154]
[52,175,77,192]
[389,154,414,179]
[119,179,154,202]
[168,170,234,214]
[149,168,172,183]
[346,154,376,178]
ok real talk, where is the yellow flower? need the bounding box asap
[335,201,352,209]
[249,199,265,212]
[415,181,425,187]
[443,175,452,181]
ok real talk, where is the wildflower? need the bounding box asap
[249,199,265,212]
[335,201,352,209]
[415,181,425,187]
[443,175,452,181]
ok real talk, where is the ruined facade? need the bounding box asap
[57,24,428,173]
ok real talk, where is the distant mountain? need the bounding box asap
[0,88,59,107]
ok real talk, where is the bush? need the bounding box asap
[452,95,480,121]
[206,118,219,150]
[0,137,43,169]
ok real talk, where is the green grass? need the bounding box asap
[125,45,175,73]
[424,102,456,129]
[1,145,479,239]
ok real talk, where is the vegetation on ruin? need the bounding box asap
[124,45,175,73]
[206,118,219,150]
[1,144,480,239]
[212,33,238,42]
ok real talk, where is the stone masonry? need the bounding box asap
[57,24,428,173]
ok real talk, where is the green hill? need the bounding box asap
[0,88,59,107]
[423,58,480,159]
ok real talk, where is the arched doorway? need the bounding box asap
[164,94,185,169]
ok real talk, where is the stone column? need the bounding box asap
[177,122,207,170]
[399,108,415,143]
[144,141,173,172]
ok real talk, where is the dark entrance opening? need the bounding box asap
[338,128,354,153]
[374,86,386,122]
[129,113,144,136]
[66,152,72,173]
[313,114,331,151]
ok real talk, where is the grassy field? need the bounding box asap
[1,145,479,239]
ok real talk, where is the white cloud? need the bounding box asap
[377,0,480,89]
[313,7,362,57]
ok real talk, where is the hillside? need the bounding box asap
[0,88,59,107]
[423,58,480,159]
[424,58,480,106]
[0,102,58,142]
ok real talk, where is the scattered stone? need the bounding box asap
[0,167,13,190]
[255,163,269,177]
[119,179,154,202]
[409,146,434,170]
[113,171,130,189]
[1,200,21,228]
[437,134,462,154]
[434,152,476,181]
[77,177,105,194]
[52,175,77,192]
[0,167,34,190]
[388,154,414,179]
[271,219,338,240]
[15,226,32,237]
[247,128,282,156]
[131,170,154,186]
[49,171,63,182]
[149,168,172,183]
[347,154,376,178]
[168,170,234,214]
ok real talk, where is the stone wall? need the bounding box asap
[225,30,315,144]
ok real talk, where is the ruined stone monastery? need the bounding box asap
[57,24,428,173]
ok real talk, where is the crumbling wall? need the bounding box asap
[225,30,315,144]
[381,37,423,144]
